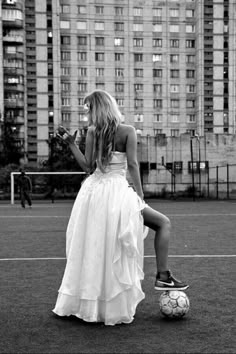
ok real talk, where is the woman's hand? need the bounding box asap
[56,126,77,145]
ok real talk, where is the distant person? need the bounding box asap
[52,90,189,326]
[18,169,32,208]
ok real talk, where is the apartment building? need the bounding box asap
[0,0,235,165]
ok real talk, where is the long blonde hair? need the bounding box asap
[84,90,122,172]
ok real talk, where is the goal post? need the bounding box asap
[10,171,86,205]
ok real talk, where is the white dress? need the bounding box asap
[52,152,148,326]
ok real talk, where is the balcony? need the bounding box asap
[3,34,24,43]
[2,9,23,28]
[4,83,24,92]
[5,115,24,125]
[3,67,24,76]
[4,98,24,108]
[4,51,24,60]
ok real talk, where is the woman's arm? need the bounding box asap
[126,126,144,200]
[58,126,95,173]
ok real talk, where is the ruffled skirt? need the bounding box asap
[52,171,148,325]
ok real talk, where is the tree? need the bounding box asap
[0,124,24,167]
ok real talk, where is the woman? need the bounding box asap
[52,90,188,326]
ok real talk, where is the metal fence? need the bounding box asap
[140,164,236,200]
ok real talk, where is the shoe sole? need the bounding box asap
[155,285,189,291]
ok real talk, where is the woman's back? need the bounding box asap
[112,124,130,153]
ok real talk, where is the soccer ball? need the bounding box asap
[159,291,190,318]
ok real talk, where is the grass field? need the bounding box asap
[0,200,235,354]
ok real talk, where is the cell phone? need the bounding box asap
[57,126,66,137]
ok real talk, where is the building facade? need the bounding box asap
[0,0,235,165]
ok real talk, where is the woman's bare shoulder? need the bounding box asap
[118,124,135,134]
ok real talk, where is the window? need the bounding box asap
[134,69,143,77]
[170,84,179,93]
[187,84,195,93]
[61,67,70,76]
[170,25,179,32]
[61,36,70,45]
[95,6,103,14]
[134,114,143,122]
[186,40,195,48]
[115,83,124,92]
[61,51,70,61]
[170,70,179,78]
[153,54,162,62]
[171,99,179,108]
[47,48,53,60]
[62,112,71,122]
[187,100,195,108]
[114,38,124,46]
[154,114,162,122]
[187,114,195,122]
[115,68,124,77]
[170,39,179,48]
[96,83,105,90]
[153,38,162,47]
[77,21,87,30]
[188,161,199,172]
[78,52,87,61]
[78,36,87,45]
[186,25,195,33]
[95,37,104,46]
[170,54,179,63]
[78,67,87,76]
[133,23,143,31]
[78,98,84,106]
[171,114,179,122]
[134,99,143,108]
[153,69,162,78]
[186,9,194,17]
[115,22,124,31]
[96,68,104,77]
[116,98,124,106]
[78,6,86,14]
[5,46,16,54]
[153,8,162,17]
[154,99,162,108]
[95,22,104,30]
[186,55,195,63]
[134,53,143,62]
[133,38,143,47]
[60,5,69,13]
[78,82,87,92]
[153,24,162,32]
[115,7,123,16]
[133,7,143,16]
[170,8,179,17]
[174,161,183,172]
[61,82,70,92]
[186,69,195,78]
[95,52,104,61]
[60,21,70,29]
[153,84,162,94]
[134,84,143,92]
[115,53,124,61]
[171,129,179,137]
[61,97,70,106]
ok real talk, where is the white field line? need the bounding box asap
[1,213,236,218]
[0,255,235,261]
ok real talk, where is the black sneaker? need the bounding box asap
[155,270,189,291]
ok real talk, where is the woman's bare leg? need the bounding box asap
[142,206,171,273]
[142,206,189,290]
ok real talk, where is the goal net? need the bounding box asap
[10,171,86,204]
